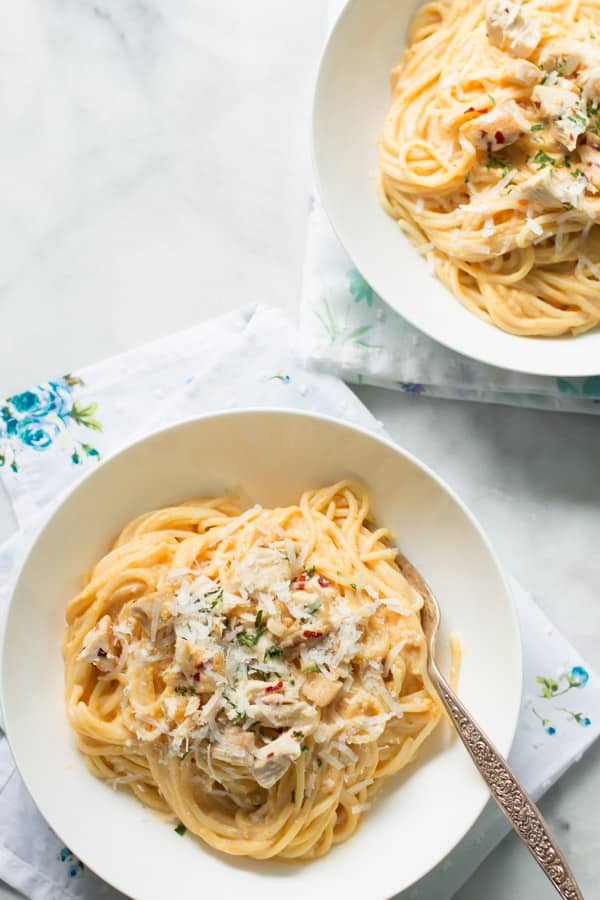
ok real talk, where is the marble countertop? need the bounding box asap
[0,2,598,898]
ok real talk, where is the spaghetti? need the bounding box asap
[63,482,442,860]
[378,0,600,336]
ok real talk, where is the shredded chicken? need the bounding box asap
[486,0,540,59]
[520,169,588,209]
[301,673,342,708]
[579,136,600,188]
[253,731,302,789]
[236,547,292,595]
[77,615,116,672]
[462,100,529,152]
[532,84,588,151]
[539,39,589,77]
[212,729,256,767]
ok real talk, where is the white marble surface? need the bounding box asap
[0,1,598,898]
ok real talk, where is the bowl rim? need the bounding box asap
[312,0,600,378]
[0,407,523,896]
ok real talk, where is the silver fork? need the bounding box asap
[396,550,584,900]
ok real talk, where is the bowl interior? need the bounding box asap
[1,411,521,900]
[313,0,600,377]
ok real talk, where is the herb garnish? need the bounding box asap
[350,582,357,590]
[304,600,321,615]
[175,685,197,696]
[238,613,267,646]
[486,153,512,170]
[316,758,323,767]
[533,149,555,170]
[174,823,187,836]
[464,172,471,184]
[304,565,317,577]
[302,664,321,673]
[264,645,283,660]
[487,94,496,107]
[248,666,272,681]
[531,123,545,132]
[292,730,305,740]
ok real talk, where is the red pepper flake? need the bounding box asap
[495,130,505,144]
[97,648,107,658]
[465,106,475,112]
[295,572,310,591]
[318,575,330,588]
[265,680,284,694]
[303,630,322,639]
[192,672,200,681]
[267,752,274,759]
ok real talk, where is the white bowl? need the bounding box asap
[313,0,600,377]
[1,410,521,899]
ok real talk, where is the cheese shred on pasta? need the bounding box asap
[378,0,600,336]
[63,482,442,860]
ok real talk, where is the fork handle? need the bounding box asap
[431,667,584,900]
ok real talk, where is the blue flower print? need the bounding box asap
[556,377,600,400]
[533,666,591,735]
[17,417,61,449]
[399,382,425,395]
[569,666,589,687]
[348,268,374,307]
[0,373,100,473]
[58,846,84,878]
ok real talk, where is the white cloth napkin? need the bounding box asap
[299,3,600,415]
[0,305,598,900]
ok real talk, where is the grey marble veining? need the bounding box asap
[0,2,598,898]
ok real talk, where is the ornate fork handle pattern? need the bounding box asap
[436,678,583,900]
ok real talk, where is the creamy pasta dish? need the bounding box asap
[378,0,600,337]
[63,482,441,860]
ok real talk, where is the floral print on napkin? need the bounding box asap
[0,375,101,473]
[532,666,592,735]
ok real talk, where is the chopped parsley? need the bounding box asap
[264,645,283,660]
[233,710,247,726]
[533,149,556,170]
[486,153,512,170]
[238,614,267,646]
[302,664,321,673]
[487,93,496,107]
[573,168,583,177]
[304,600,321,615]
[540,75,548,85]
[531,123,545,132]
[174,823,187,836]
[204,587,223,602]
[301,744,309,752]
[304,565,317,577]
[174,685,196,696]
[464,171,471,184]
[292,730,305,740]
[350,583,357,590]
[248,666,272,681]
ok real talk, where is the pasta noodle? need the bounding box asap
[63,482,442,860]
[378,0,600,336]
